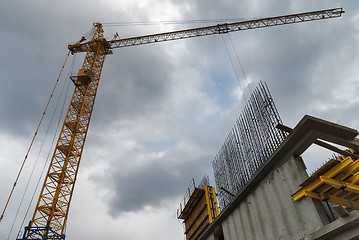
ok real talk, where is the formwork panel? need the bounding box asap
[178,179,221,240]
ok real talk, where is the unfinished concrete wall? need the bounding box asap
[198,116,359,240]
[220,156,327,240]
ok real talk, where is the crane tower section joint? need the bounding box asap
[17,224,65,240]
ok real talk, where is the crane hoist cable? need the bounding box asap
[221,34,248,103]
[101,18,252,26]
[18,78,72,239]
[23,56,75,226]
[7,59,74,240]
[0,51,71,224]
[227,33,252,94]
[9,57,76,240]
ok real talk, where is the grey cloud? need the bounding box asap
[91,46,175,125]
[95,134,223,214]
[90,126,221,215]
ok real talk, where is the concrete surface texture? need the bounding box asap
[221,156,327,240]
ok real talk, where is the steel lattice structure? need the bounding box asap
[20,24,108,239]
[213,82,288,209]
[69,8,344,54]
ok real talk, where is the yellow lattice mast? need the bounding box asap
[20,23,109,239]
[0,8,342,240]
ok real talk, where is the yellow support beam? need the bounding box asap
[293,157,353,201]
[303,191,325,201]
[301,187,359,209]
[293,156,359,210]
[320,176,359,195]
[348,172,359,184]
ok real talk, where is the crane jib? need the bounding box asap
[68,8,343,54]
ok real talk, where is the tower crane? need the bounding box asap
[1,8,343,240]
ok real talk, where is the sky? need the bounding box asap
[0,0,358,239]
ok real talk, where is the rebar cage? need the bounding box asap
[213,82,288,209]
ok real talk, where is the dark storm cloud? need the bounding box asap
[90,45,175,126]
[0,1,86,135]
[106,158,192,216]
[97,140,216,216]
[88,116,228,215]
[0,0,151,136]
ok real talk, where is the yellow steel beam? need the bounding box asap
[311,160,359,198]
[320,176,359,195]
[303,191,325,200]
[342,158,359,174]
[303,190,359,209]
[293,157,353,201]
[332,169,359,198]
[348,172,359,184]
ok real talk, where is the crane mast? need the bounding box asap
[20,24,109,239]
[16,8,343,240]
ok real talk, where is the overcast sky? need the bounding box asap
[0,0,358,239]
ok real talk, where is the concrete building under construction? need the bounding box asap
[177,82,359,240]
